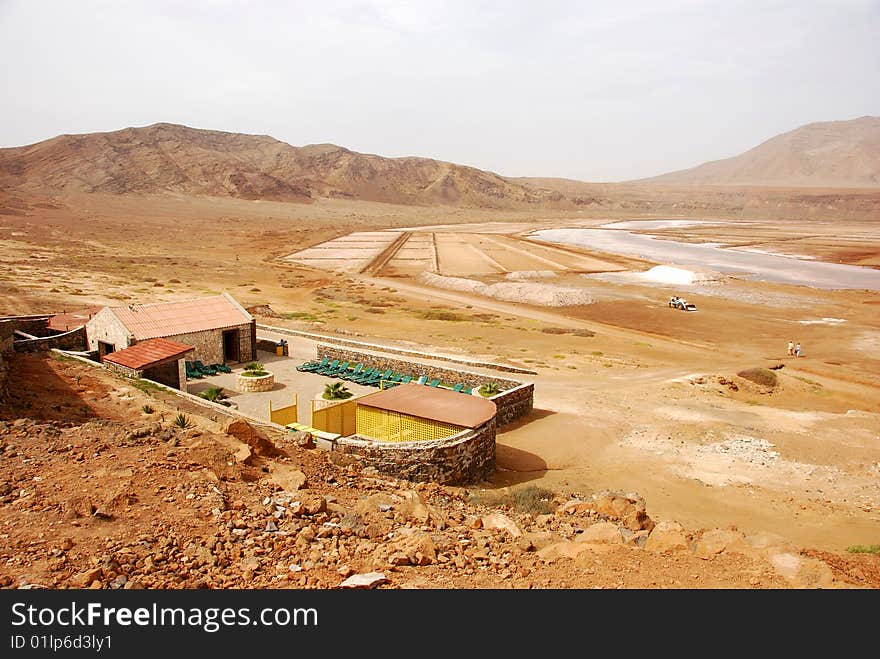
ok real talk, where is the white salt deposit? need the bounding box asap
[504,271,557,280]
[636,265,722,285]
[798,318,847,325]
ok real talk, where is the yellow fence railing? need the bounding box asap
[311,398,357,436]
[269,394,298,426]
[355,405,463,443]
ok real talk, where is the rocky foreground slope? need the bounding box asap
[0,354,876,590]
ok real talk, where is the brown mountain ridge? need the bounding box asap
[1,118,878,213]
[0,123,556,208]
[636,116,880,188]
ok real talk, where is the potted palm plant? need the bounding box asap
[236,361,275,392]
[478,381,501,397]
[322,381,353,400]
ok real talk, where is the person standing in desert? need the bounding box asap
[795,342,802,357]
[787,340,794,356]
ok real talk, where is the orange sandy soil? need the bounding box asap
[0,191,878,569]
[2,352,877,590]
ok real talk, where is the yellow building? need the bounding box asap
[355,383,496,443]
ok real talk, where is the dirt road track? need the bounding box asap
[362,275,724,359]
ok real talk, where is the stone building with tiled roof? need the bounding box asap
[85,292,255,365]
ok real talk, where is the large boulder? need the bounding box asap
[556,491,654,532]
[645,521,689,553]
[694,529,745,559]
[575,522,623,544]
[223,419,282,457]
[398,490,445,527]
[389,532,437,566]
[769,553,836,588]
[481,512,522,538]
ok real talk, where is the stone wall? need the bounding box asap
[85,308,132,353]
[236,372,275,392]
[334,419,496,485]
[0,320,13,402]
[104,362,140,380]
[256,337,288,356]
[315,344,533,426]
[13,326,88,352]
[258,324,537,375]
[493,382,535,427]
[1,316,53,337]
[316,344,523,390]
[167,323,255,365]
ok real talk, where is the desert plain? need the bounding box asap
[2,185,878,567]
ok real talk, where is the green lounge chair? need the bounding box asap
[298,357,329,372]
[381,373,403,388]
[212,363,232,373]
[416,375,428,385]
[427,378,440,388]
[387,374,411,388]
[325,361,350,377]
[185,361,203,379]
[452,383,464,393]
[342,364,364,380]
[462,386,472,395]
[365,369,393,386]
[194,360,218,376]
[315,359,339,375]
[352,367,376,384]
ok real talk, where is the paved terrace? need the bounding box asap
[186,329,524,424]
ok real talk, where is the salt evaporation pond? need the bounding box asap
[531,224,880,291]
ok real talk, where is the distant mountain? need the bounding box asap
[0,123,557,208]
[637,116,880,187]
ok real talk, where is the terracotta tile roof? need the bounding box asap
[357,383,496,428]
[103,337,194,370]
[48,307,101,332]
[109,293,252,340]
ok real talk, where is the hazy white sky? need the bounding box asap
[1,0,877,180]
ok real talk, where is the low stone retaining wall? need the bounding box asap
[257,323,537,375]
[50,350,286,437]
[315,344,533,426]
[334,419,496,485]
[0,315,53,337]
[0,321,13,402]
[494,382,535,427]
[256,337,288,356]
[236,372,275,392]
[13,326,87,352]
[316,344,523,391]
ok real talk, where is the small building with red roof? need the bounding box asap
[102,338,195,390]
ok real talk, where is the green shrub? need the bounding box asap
[846,544,880,555]
[470,485,556,515]
[510,486,556,515]
[737,368,778,388]
[323,381,353,400]
[421,310,465,322]
[478,382,501,397]
[244,362,264,373]
[199,386,227,403]
[173,413,192,429]
[142,404,154,414]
